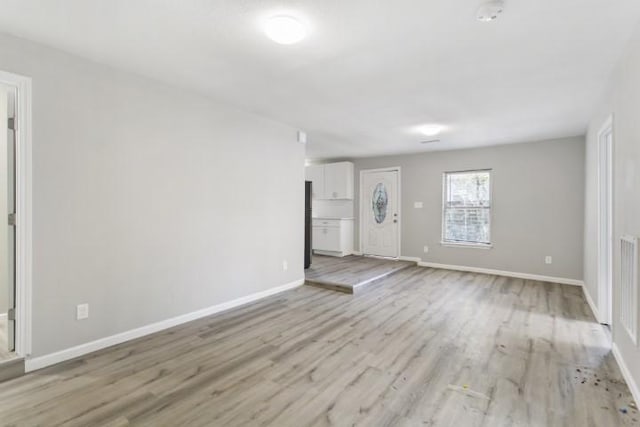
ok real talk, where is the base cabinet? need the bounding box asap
[312,219,354,257]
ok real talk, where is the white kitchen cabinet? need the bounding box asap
[324,162,354,199]
[305,162,354,200]
[305,165,325,199]
[312,218,354,257]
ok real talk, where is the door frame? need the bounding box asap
[359,167,401,259]
[0,70,33,357]
[597,114,613,325]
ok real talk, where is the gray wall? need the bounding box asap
[353,137,585,280]
[0,33,305,357]
[584,22,640,398]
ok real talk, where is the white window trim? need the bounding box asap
[440,241,493,249]
[441,169,492,248]
[596,114,614,325]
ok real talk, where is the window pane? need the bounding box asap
[444,208,490,244]
[446,171,490,207]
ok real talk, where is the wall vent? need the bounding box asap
[620,235,638,344]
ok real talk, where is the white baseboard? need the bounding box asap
[417,261,584,287]
[612,342,640,408]
[314,250,351,257]
[351,253,583,287]
[399,256,421,263]
[582,285,601,323]
[351,252,419,263]
[25,278,304,372]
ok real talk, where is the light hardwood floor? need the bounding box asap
[0,267,638,426]
[0,315,17,362]
[305,255,414,293]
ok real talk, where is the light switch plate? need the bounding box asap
[77,303,89,320]
[545,256,553,265]
[414,201,424,208]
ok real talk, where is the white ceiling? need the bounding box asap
[0,0,639,159]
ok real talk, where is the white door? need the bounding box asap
[598,119,613,325]
[0,85,16,352]
[361,169,399,258]
[7,88,16,351]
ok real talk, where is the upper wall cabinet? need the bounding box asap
[305,162,354,200]
[324,162,354,199]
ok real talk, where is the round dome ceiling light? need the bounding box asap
[416,124,445,137]
[477,0,505,22]
[264,14,309,45]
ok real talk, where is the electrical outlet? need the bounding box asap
[414,201,424,209]
[282,260,288,271]
[545,256,553,265]
[76,303,89,320]
[424,245,429,253]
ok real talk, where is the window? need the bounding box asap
[442,170,491,246]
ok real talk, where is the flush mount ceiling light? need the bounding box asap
[264,14,309,45]
[415,124,446,137]
[477,0,505,22]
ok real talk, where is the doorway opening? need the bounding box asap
[360,167,401,258]
[0,84,17,362]
[597,115,614,326]
[0,70,32,366]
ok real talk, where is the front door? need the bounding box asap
[361,169,399,258]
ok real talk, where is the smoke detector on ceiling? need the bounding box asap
[477,0,505,22]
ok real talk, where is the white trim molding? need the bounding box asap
[25,278,304,372]
[612,343,640,408]
[441,169,493,247]
[596,114,614,325]
[417,261,584,286]
[0,70,33,358]
[582,285,601,323]
[440,242,493,250]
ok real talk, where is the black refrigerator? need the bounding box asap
[304,181,312,269]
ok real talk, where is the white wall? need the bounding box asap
[0,33,305,357]
[585,22,640,402]
[352,137,585,280]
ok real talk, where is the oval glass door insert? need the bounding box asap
[372,183,388,224]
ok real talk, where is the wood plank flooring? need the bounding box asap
[0,315,17,362]
[0,358,24,384]
[305,255,414,293]
[0,267,638,426]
